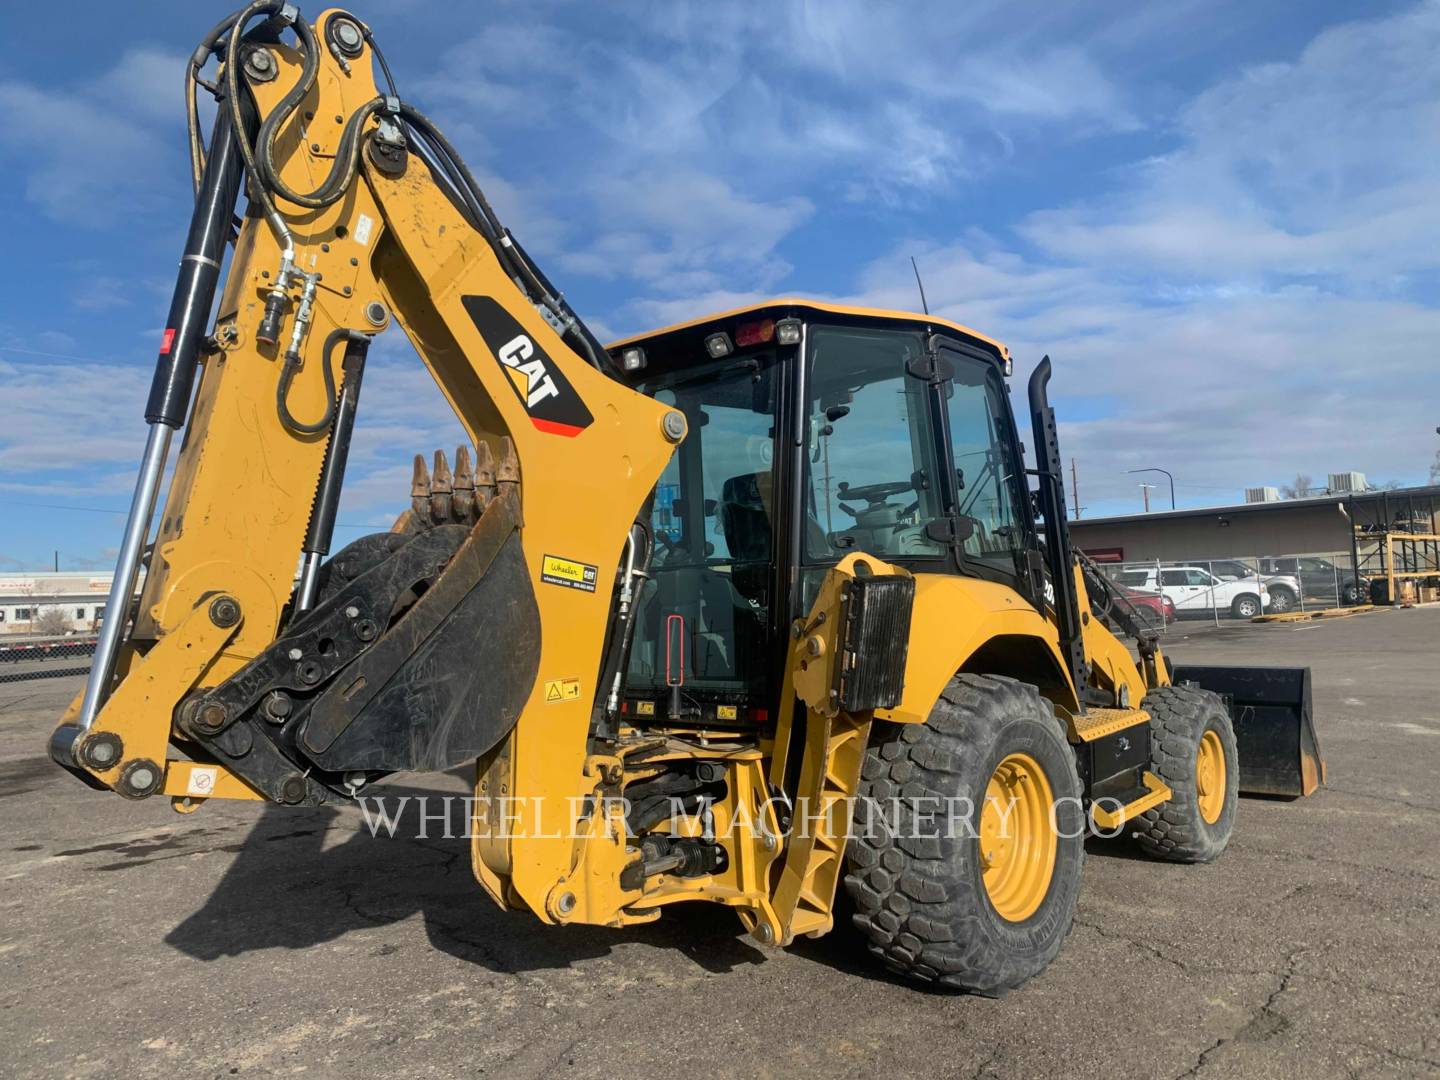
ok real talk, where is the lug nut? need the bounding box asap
[209,595,241,628]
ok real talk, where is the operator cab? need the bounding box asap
[607,301,1035,727]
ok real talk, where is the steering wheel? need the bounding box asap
[837,480,913,516]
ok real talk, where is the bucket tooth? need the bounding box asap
[497,436,520,490]
[473,440,497,512]
[410,454,431,522]
[430,449,453,524]
[452,445,475,524]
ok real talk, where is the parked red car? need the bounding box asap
[1118,587,1176,626]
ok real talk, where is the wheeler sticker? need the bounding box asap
[461,294,595,437]
[544,677,581,704]
[541,554,598,593]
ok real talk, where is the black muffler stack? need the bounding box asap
[1172,665,1326,797]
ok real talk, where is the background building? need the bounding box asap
[0,571,140,636]
[1070,484,1440,565]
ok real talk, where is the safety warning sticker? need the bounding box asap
[541,554,598,592]
[544,677,582,704]
[186,767,218,797]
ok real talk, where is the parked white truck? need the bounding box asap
[1111,566,1270,618]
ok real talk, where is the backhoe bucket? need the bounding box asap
[1170,665,1326,797]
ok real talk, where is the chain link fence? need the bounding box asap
[1086,550,1373,633]
[0,636,95,685]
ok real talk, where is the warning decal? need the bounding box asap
[636,700,656,716]
[544,677,582,704]
[541,554,598,593]
[716,704,739,721]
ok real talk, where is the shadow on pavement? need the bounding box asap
[163,781,768,978]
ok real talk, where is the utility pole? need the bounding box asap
[53,550,59,572]
[1070,458,1081,520]
[1139,483,1157,513]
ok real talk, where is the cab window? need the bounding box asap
[803,327,947,562]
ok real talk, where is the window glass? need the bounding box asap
[943,355,1024,573]
[803,327,946,561]
[1299,558,1331,572]
[626,356,778,698]
[1187,569,1215,586]
[1114,571,1149,587]
[1160,570,1188,587]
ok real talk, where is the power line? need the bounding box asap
[0,498,381,531]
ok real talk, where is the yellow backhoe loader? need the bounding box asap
[49,3,1325,994]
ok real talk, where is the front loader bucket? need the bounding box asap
[1171,665,1326,797]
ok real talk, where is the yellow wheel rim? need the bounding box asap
[1196,729,1226,824]
[979,753,1057,922]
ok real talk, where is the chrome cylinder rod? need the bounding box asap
[77,423,173,729]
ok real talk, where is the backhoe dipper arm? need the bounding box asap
[49,5,681,918]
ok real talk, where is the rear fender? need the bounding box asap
[875,574,1080,725]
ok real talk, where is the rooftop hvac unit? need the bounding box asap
[1245,486,1280,503]
[1328,471,1367,493]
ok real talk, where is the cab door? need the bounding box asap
[932,341,1034,599]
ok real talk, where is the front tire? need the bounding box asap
[1135,686,1238,863]
[844,674,1084,995]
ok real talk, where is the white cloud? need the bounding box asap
[1020,3,1440,283]
[0,48,189,226]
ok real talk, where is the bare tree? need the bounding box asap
[34,606,71,636]
[1280,473,1313,499]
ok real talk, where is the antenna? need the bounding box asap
[910,256,930,315]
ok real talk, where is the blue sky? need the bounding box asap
[3,0,1439,570]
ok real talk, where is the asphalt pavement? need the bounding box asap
[1,608,1437,1078]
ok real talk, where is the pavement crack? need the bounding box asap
[1075,918,1192,974]
[1169,948,1305,1079]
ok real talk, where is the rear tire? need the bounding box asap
[844,674,1084,995]
[1135,686,1238,863]
[1230,593,1262,619]
[1266,587,1296,614]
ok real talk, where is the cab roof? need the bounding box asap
[606,297,1011,362]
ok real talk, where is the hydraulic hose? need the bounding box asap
[277,327,349,434]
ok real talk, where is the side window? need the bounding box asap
[1160,570,1188,587]
[1187,569,1215,586]
[944,355,1024,572]
[1299,558,1331,573]
[1114,571,1148,587]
